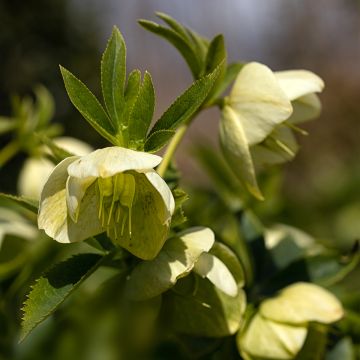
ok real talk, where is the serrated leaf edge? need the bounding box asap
[19,253,104,342]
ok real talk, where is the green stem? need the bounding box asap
[157,124,188,177]
[156,98,221,178]
[0,140,20,167]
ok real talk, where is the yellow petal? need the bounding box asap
[251,125,299,168]
[229,62,293,145]
[67,146,162,179]
[53,136,93,155]
[110,173,172,260]
[275,70,324,101]
[38,157,103,243]
[288,93,322,124]
[66,176,96,222]
[260,282,344,325]
[220,106,264,200]
[193,252,238,297]
[18,158,55,199]
[125,227,215,300]
[239,313,307,360]
[144,170,175,223]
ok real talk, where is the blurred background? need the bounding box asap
[1,0,360,247]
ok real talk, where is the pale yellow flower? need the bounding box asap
[38,146,175,260]
[220,62,324,199]
[238,282,343,360]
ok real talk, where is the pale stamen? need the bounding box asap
[97,173,136,241]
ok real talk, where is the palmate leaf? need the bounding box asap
[101,26,126,130]
[61,26,158,148]
[20,253,103,342]
[145,65,221,152]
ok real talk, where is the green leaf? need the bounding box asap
[125,227,215,301]
[60,66,117,144]
[211,62,244,101]
[338,309,360,340]
[138,19,202,79]
[296,324,328,360]
[205,35,227,103]
[0,193,38,213]
[20,253,103,342]
[101,26,126,129]
[0,117,15,135]
[326,337,355,360]
[34,85,55,129]
[307,252,360,287]
[171,187,189,227]
[144,129,175,153]
[148,65,221,137]
[163,274,246,337]
[141,13,211,79]
[38,135,74,164]
[205,35,226,74]
[123,69,142,121]
[185,28,209,72]
[194,143,244,209]
[155,12,190,40]
[210,242,245,287]
[128,71,155,147]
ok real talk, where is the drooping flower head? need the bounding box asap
[38,147,175,260]
[220,62,324,199]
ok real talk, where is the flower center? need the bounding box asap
[97,172,136,240]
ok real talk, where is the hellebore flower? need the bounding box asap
[18,137,93,199]
[125,227,239,301]
[251,70,324,168]
[238,282,343,360]
[220,62,292,199]
[275,69,324,124]
[38,146,175,260]
[220,62,324,199]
